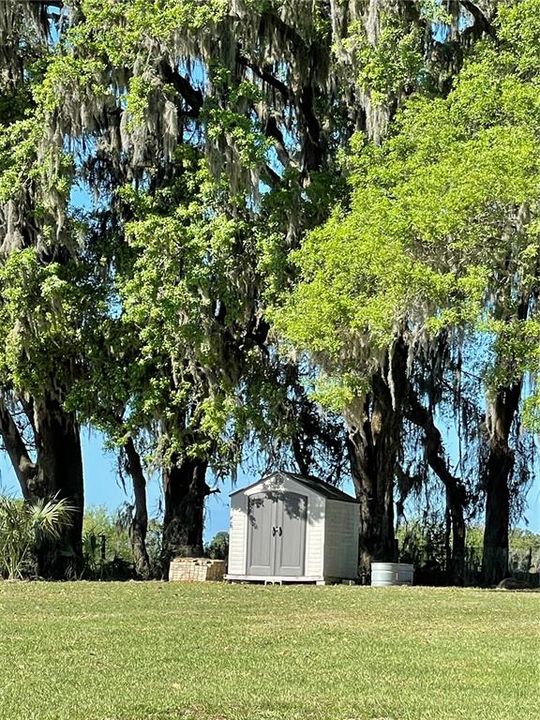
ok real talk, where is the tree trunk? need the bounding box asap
[347,366,400,579]
[0,391,84,578]
[482,383,521,586]
[347,421,396,578]
[34,392,84,579]
[446,488,466,585]
[161,454,209,577]
[124,438,151,579]
[482,445,511,586]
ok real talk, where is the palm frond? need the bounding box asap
[29,496,75,541]
[0,494,74,579]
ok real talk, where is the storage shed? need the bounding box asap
[226,471,359,584]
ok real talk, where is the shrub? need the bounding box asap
[205,531,229,560]
[0,495,73,579]
[82,505,163,579]
[397,517,540,584]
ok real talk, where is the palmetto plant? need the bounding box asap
[0,495,74,579]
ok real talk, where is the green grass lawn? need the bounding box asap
[0,583,538,720]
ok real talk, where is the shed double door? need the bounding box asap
[247,491,307,576]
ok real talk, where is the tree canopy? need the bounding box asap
[0,0,537,584]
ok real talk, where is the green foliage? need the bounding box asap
[27,0,321,474]
[39,0,230,145]
[0,0,363,488]
[205,71,273,169]
[467,524,540,572]
[0,248,103,395]
[82,506,132,570]
[276,1,540,420]
[0,119,73,248]
[76,0,228,63]
[498,0,540,78]
[397,517,449,575]
[82,506,162,579]
[0,495,74,579]
[111,164,264,465]
[0,57,99,404]
[204,530,229,559]
[400,519,540,580]
[3,0,536,573]
[418,0,453,25]
[341,15,426,104]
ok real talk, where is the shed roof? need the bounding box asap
[230,470,358,503]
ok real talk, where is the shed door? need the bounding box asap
[247,490,307,577]
[247,492,275,575]
[274,492,307,576]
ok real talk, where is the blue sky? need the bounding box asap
[2,429,539,540]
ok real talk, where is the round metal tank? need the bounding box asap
[371,562,414,587]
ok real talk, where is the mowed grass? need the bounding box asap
[0,583,538,720]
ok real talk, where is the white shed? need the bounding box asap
[226,471,359,584]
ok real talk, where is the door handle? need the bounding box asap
[278,527,282,537]
[272,526,277,536]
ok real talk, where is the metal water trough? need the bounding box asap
[371,562,414,587]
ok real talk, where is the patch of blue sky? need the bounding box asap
[69,182,92,212]
[428,0,474,43]
[177,59,207,90]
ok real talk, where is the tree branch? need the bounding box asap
[0,396,36,501]
[261,162,281,188]
[158,61,204,117]
[459,1,496,38]
[264,115,291,167]
[298,84,323,174]
[237,54,291,101]
[404,383,466,506]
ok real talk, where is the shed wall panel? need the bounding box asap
[323,500,359,579]
[228,493,248,575]
[305,493,325,577]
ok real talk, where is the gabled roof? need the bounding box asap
[230,470,358,503]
